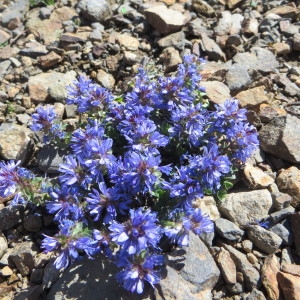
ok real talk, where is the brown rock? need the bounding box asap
[201,81,230,104]
[277,272,300,300]
[282,263,300,277]
[96,69,115,90]
[235,86,269,108]
[293,33,300,52]
[116,33,139,51]
[258,104,287,123]
[38,51,62,68]
[226,0,243,9]
[266,3,299,20]
[0,46,19,60]
[192,0,215,17]
[216,248,237,284]
[271,42,291,55]
[200,33,226,61]
[243,163,274,189]
[0,29,10,44]
[242,18,259,37]
[1,266,13,277]
[261,254,281,300]
[276,166,300,206]
[159,46,182,73]
[200,61,230,81]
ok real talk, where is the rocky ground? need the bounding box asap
[0,0,300,299]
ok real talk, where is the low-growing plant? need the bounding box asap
[0,55,259,294]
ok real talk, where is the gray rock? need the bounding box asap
[96,69,115,89]
[47,254,153,299]
[292,32,300,51]
[269,206,295,223]
[0,60,11,78]
[144,5,187,35]
[244,288,266,300]
[0,123,34,163]
[247,225,282,254]
[200,33,226,61]
[215,218,244,242]
[167,232,220,296]
[9,241,38,276]
[233,47,279,73]
[218,190,273,227]
[77,0,113,22]
[271,223,293,246]
[271,192,292,210]
[37,144,70,173]
[273,75,300,97]
[223,244,261,291]
[23,214,42,233]
[215,11,232,36]
[157,31,186,50]
[1,0,30,26]
[225,63,251,91]
[259,115,300,163]
[19,40,48,58]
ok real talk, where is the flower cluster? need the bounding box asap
[0,55,259,294]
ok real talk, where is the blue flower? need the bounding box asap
[30,105,57,132]
[115,251,164,294]
[109,208,161,255]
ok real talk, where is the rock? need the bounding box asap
[261,254,280,300]
[271,42,291,55]
[276,167,300,205]
[0,123,34,163]
[0,46,19,61]
[293,33,300,51]
[26,7,77,45]
[277,272,300,300]
[23,215,42,233]
[215,218,244,242]
[19,40,48,58]
[281,263,300,277]
[200,33,226,61]
[96,69,115,90]
[218,189,273,227]
[270,223,293,246]
[28,71,77,103]
[116,33,139,51]
[245,288,266,300]
[9,241,38,276]
[1,0,30,26]
[247,225,282,255]
[144,5,187,35]
[290,212,300,255]
[38,51,63,69]
[265,3,299,20]
[47,253,153,299]
[159,47,182,73]
[216,248,237,284]
[226,0,243,9]
[269,206,295,223]
[223,244,260,291]
[200,61,231,81]
[235,86,269,108]
[157,31,186,50]
[77,0,112,22]
[281,247,295,265]
[168,232,220,295]
[192,196,220,221]
[0,235,8,260]
[258,104,287,123]
[36,144,70,173]
[243,163,274,189]
[225,63,251,91]
[233,47,279,73]
[0,60,11,78]
[1,266,13,277]
[259,116,300,164]
[201,81,230,104]
[215,11,232,36]
[242,18,259,37]
[192,0,215,17]
[271,192,292,211]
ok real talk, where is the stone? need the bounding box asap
[96,69,115,90]
[167,232,220,295]
[200,33,226,61]
[157,31,186,50]
[225,63,251,91]
[269,206,295,223]
[277,272,300,300]
[0,123,34,163]
[258,104,287,123]
[215,11,232,36]
[192,196,220,221]
[243,163,274,189]
[36,144,70,173]
[1,266,13,277]
[293,33,300,51]
[215,218,244,242]
[242,18,259,37]
[19,40,48,58]
[201,81,230,104]
[1,0,30,26]
[0,60,11,78]
[226,0,243,9]
[281,263,300,277]
[14,285,43,300]
[281,247,295,265]
[290,212,300,255]
[266,3,299,20]
[271,223,293,246]
[233,47,279,73]
[235,86,269,108]
[276,167,300,205]
[271,192,292,211]
[259,116,300,164]
[192,0,215,17]
[116,33,139,51]
[247,225,282,255]
[216,248,237,284]
[144,5,187,35]
[159,47,182,73]
[261,254,280,300]
[0,46,19,61]
[28,71,77,103]
[272,42,291,55]
[218,189,273,227]
[200,61,231,81]
[77,0,112,22]
[223,244,260,291]
[0,203,24,230]
[0,235,8,260]
[38,51,62,69]
[9,241,38,276]
[23,215,42,233]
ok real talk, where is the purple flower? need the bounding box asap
[109,208,161,255]
[41,235,60,253]
[30,105,57,132]
[115,251,164,294]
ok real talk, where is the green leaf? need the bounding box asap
[217,189,228,201]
